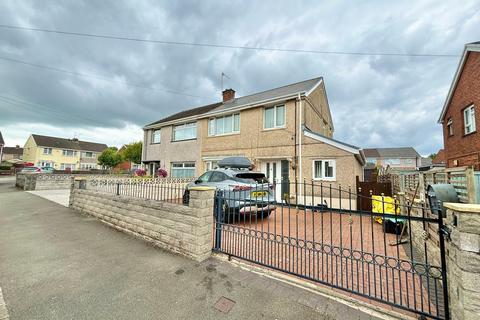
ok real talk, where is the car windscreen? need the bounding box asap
[234,172,269,184]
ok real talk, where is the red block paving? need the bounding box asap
[217,207,445,319]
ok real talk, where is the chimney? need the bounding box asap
[222,88,235,102]
[15,145,19,148]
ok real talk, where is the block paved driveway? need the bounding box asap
[0,178,384,320]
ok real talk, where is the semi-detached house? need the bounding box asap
[142,77,365,203]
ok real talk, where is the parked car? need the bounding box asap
[20,166,42,173]
[183,157,276,221]
[40,167,54,173]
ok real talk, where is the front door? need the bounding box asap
[261,160,282,202]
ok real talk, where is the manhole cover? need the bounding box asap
[214,296,235,313]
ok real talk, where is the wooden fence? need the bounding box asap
[392,167,477,204]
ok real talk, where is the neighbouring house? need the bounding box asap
[143,77,365,202]
[0,131,4,163]
[2,145,23,162]
[114,145,142,172]
[432,149,446,166]
[438,41,480,169]
[22,134,108,170]
[363,147,421,172]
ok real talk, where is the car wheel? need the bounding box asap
[258,209,272,219]
[182,190,190,205]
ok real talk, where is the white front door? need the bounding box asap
[261,160,282,202]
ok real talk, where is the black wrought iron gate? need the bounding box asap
[212,181,449,320]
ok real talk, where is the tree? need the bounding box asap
[428,153,437,160]
[98,147,122,169]
[121,142,142,164]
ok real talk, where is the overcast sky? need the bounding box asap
[0,1,478,155]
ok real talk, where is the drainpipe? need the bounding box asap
[298,93,302,200]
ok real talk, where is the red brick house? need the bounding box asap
[438,41,480,169]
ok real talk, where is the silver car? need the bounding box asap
[183,167,276,220]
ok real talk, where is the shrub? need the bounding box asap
[157,168,168,178]
[134,168,147,176]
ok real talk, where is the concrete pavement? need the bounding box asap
[0,177,384,320]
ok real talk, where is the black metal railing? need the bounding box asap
[213,180,449,320]
[77,178,190,205]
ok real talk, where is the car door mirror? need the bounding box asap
[194,179,201,184]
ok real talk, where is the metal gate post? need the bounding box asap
[438,211,450,320]
[213,191,222,251]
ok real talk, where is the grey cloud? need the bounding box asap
[0,0,478,154]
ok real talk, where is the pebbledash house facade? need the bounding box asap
[142,77,365,200]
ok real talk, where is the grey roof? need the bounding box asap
[304,127,360,150]
[146,102,222,127]
[203,77,322,116]
[363,147,420,158]
[3,147,23,155]
[0,131,4,146]
[146,77,322,127]
[32,134,108,152]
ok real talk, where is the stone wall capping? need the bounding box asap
[444,202,480,213]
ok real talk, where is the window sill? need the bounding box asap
[463,130,476,137]
[171,138,197,143]
[207,132,241,138]
[150,142,161,145]
[262,126,286,132]
[313,178,336,182]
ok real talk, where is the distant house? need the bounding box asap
[432,149,446,166]
[363,147,421,171]
[0,131,4,163]
[22,134,108,170]
[438,41,480,169]
[0,131,23,163]
[2,146,23,162]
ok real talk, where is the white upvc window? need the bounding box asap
[62,149,76,157]
[464,105,476,135]
[82,151,94,158]
[264,105,285,129]
[152,129,161,143]
[208,113,240,136]
[313,159,336,181]
[43,148,52,155]
[171,162,195,178]
[60,163,76,170]
[173,122,196,141]
[38,161,53,167]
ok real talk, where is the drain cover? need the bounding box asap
[214,296,236,313]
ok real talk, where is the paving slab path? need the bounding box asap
[0,177,383,320]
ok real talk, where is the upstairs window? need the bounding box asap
[447,118,453,136]
[62,149,76,157]
[264,105,285,129]
[152,129,161,143]
[173,122,196,141]
[43,147,52,155]
[313,160,336,181]
[82,151,94,158]
[464,105,476,135]
[208,113,240,136]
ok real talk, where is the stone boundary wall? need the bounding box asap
[69,184,215,261]
[444,203,480,320]
[16,173,74,191]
